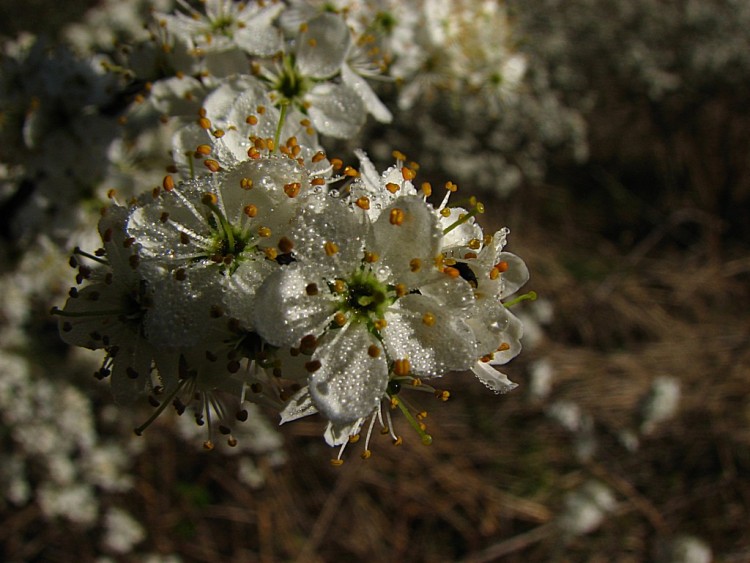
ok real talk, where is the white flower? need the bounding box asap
[170,74,327,180]
[127,140,337,342]
[156,0,284,56]
[53,205,158,404]
[260,13,367,138]
[252,192,477,435]
[436,188,530,394]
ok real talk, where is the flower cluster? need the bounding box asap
[54,107,529,462]
[48,0,531,462]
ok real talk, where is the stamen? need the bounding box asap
[442,201,485,235]
[391,394,433,446]
[134,378,188,436]
[389,208,405,225]
[324,241,339,256]
[422,312,436,326]
[503,290,538,308]
[401,167,416,181]
[393,358,410,376]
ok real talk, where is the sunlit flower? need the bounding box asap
[260,13,367,138]
[156,0,284,56]
[252,191,477,435]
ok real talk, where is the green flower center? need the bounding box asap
[211,16,235,37]
[274,55,310,105]
[202,194,253,271]
[342,268,393,321]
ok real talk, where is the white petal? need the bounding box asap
[57,284,136,350]
[222,258,277,330]
[233,3,284,56]
[279,387,318,424]
[488,310,524,365]
[309,322,387,424]
[324,418,364,447]
[290,196,365,277]
[440,206,483,249]
[471,361,518,395]
[306,83,366,138]
[341,63,392,123]
[296,13,349,79]
[252,265,337,347]
[148,75,205,115]
[371,195,442,287]
[467,298,512,357]
[143,264,228,348]
[382,294,476,376]
[419,273,475,311]
[497,252,530,298]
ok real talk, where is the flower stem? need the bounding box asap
[273,102,289,154]
[504,290,537,308]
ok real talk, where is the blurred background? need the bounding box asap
[1,1,749,561]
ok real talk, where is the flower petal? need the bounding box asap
[496,252,530,298]
[371,195,442,287]
[296,13,349,79]
[471,361,518,395]
[382,294,476,376]
[341,63,392,123]
[306,83,366,138]
[252,265,337,347]
[309,322,387,424]
[324,418,364,447]
[110,339,154,405]
[233,4,284,56]
[488,310,524,365]
[290,195,365,277]
[279,387,318,424]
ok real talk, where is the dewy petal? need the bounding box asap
[252,265,338,347]
[127,177,216,264]
[371,195,443,287]
[440,206,483,249]
[341,63,392,123]
[467,298,512,357]
[142,264,228,348]
[309,322,387,424]
[279,387,318,424]
[222,258,277,331]
[203,74,267,125]
[471,361,518,395]
[496,252,530,299]
[349,153,416,221]
[296,13,349,79]
[488,310,524,366]
[306,82,366,138]
[419,273,475,312]
[324,418,365,447]
[382,294,476,376]
[290,195,365,278]
[148,75,205,116]
[233,3,284,56]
